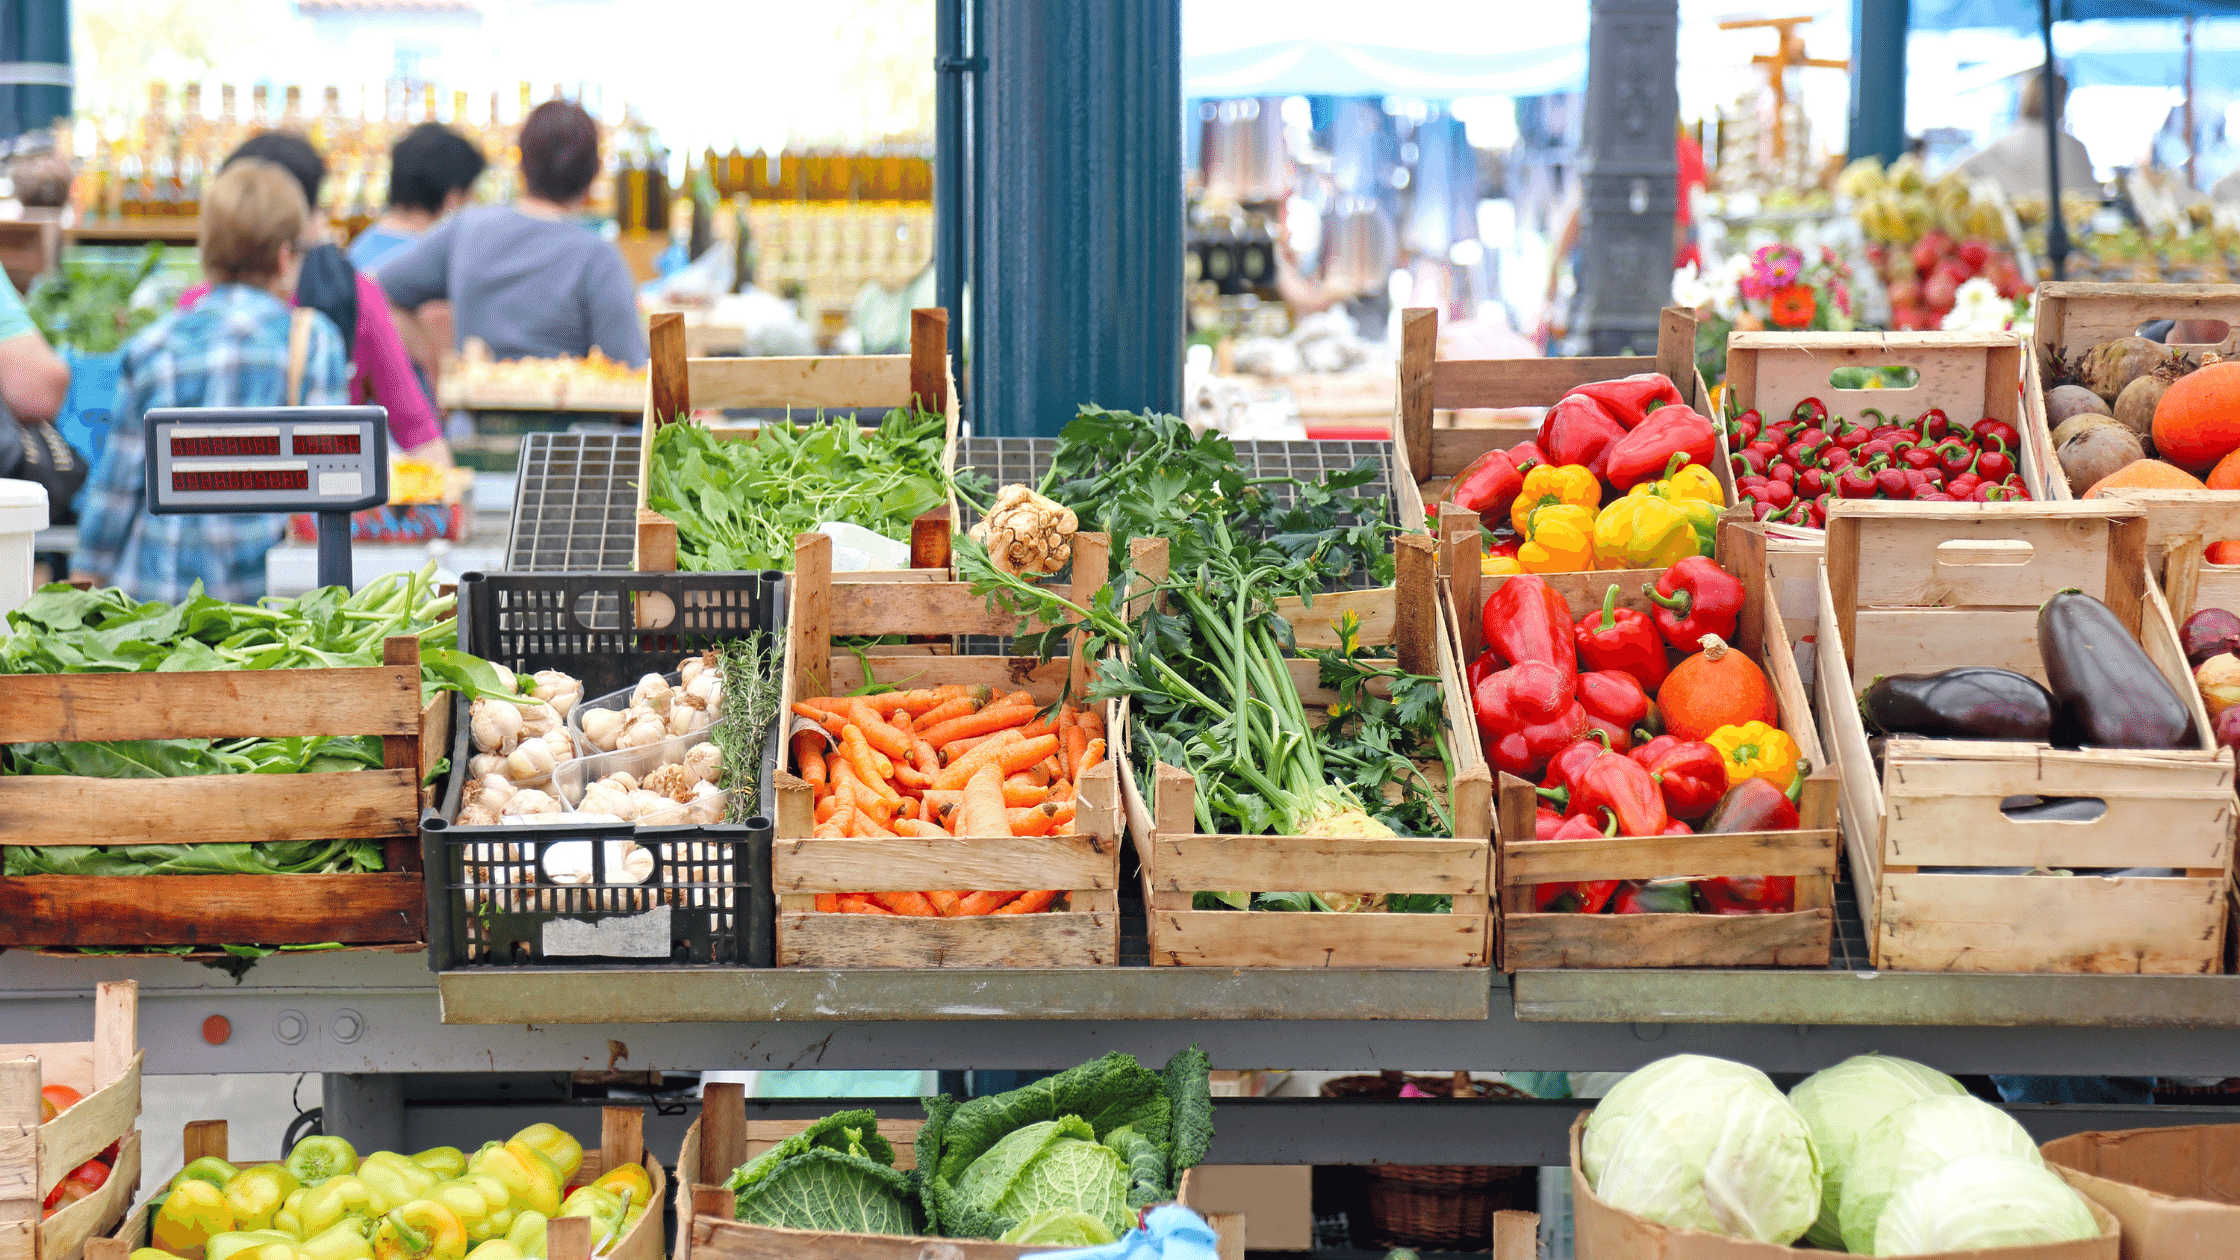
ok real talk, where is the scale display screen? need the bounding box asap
[145,407,389,515]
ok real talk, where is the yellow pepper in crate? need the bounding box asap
[468,1144,559,1219]
[301,1220,375,1260]
[1481,553,1523,576]
[420,1181,500,1243]
[1706,721,1802,790]
[503,1213,546,1260]
[1517,504,1596,573]
[155,1179,236,1260]
[357,1154,439,1216]
[208,1234,298,1260]
[224,1166,302,1233]
[411,1150,467,1181]
[373,1202,467,1260]
[588,1165,652,1225]
[1592,495,1699,570]
[464,1245,520,1260]
[1509,464,1600,535]
[1630,451,1723,506]
[299,1177,378,1238]
[555,1187,628,1254]
[507,1126,582,1185]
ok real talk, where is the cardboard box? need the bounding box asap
[1185,1166,1312,1251]
[1570,1115,2119,1260]
[2043,1125,2240,1260]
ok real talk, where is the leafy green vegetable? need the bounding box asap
[916,1047,1212,1240]
[647,407,968,571]
[26,243,166,353]
[4,839,385,876]
[725,1109,919,1235]
[997,1209,1117,1247]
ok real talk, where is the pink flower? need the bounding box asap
[1738,269,1771,302]
[1833,282,1852,316]
[1761,245,1804,287]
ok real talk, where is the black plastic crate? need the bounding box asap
[425,569,790,971]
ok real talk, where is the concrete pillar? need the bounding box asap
[1570,0,1680,357]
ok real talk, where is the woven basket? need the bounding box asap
[1321,1072,1531,1250]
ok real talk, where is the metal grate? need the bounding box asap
[1830,859,1872,972]
[957,436,1397,530]
[505,432,641,573]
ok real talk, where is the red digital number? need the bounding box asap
[291,433,361,456]
[172,468,310,493]
[170,434,280,457]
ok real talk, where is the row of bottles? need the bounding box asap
[697,146,932,204]
[1187,207,1278,299]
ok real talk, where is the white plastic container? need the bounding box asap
[0,477,49,615]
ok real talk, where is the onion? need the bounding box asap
[2195,652,2240,718]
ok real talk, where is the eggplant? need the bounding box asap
[2038,588,2197,750]
[1861,667,2055,742]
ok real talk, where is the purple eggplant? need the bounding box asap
[2038,589,2197,750]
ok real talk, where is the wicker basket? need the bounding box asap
[1321,1072,1532,1251]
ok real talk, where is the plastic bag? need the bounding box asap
[1022,1206,1220,1260]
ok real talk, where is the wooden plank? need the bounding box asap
[1147,908,1489,968]
[822,653,1071,699]
[791,533,833,700]
[773,833,1119,893]
[1657,306,1697,407]
[546,1215,590,1260]
[693,1219,1037,1260]
[1431,357,1646,411]
[2034,281,2240,357]
[1493,1210,1538,1260]
[0,873,424,947]
[600,1107,643,1203]
[907,309,948,415]
[0,1062,36,1260]
[700,1087,747,1187]
[35,1129,137,1260]
[1067,532,1110,698]
[1500,831,1838,884]
[0,770,417,847]
[684,354,914,412]
[91,985,134,1092]
[1505,909,1834,970]
[0,666,420,744]
[648,312,689,424]
[741,1119,923,1169]
[824,581,1027,639]
[1400,308,1436,483]
[35,1054,138,1197]
[777,911,1120,968]
[1880,791,2230,870]
[182,1120,227,1163]
[1393,534,1437,676]
[634,510,679,575]
[1876,872,2226,974]
[1270,586,1396,649]
[1150,835,1489,896]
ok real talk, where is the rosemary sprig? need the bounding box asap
[715,632,786,822]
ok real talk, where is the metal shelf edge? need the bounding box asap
[1512,968,2240,1028]
[435,966,1494,1024]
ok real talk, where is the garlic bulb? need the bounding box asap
[668,701,713,737]
[632,674,673,711]
[604,771,638,793]
[581,708,627,752]
[531,670,583,717]
[500,788,561,816]
[502,738,557,782]
[642,763,696,803]
[683,742,723,783]
[467,752,503,781]
[539,730,576,764]
[471,697,525,754]
[540,839,653,884]
[456,803,498,827]
[578,781,637,820]
[679,655,706,687]
[684,668,721,708]
[489,662,518,694]
[685,778,725,824]
[518,701,563,739]
[475,774,518,809]
[617,712,669,749]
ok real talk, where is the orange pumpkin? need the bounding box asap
[2152,360,2240,472]
[2210,446,2240,490]
[1659,633,1778,740]
[2084,459,2205,498]
[2209,541,2240,565]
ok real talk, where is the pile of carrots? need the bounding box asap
[790,684,1107,917]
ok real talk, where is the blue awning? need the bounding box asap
[1912,0,2240,30]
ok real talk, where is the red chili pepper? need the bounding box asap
[1974,434,2016,483]
[1760,478,1795,509]
[1822,444,1854,471]
[1804,498,1828,528]
[1835,456,1882,498]
[1730,410,1763,445]
[1575,746,1670,836]
[1933,438,1978,479]
[1973,481,2013,502]
[1784,432,1830,466]
[1797,467,1830,497]
[1536,393,1630,478]
[1475,660,1588,779]
[1631,736,1726,820]
[1448,447,1535,519]
[1790,397,1828,425]
[1917,407,1951,442]
[1644,556,1745,651]
[1972,418,2020,453]
[1563,373,1685,430]
[1746,439,1783,464]
[1730,449,1769,478]
[1899,446,1940,472]
[1577,669,1653,754]
[1768,461,1797,484]
[1873,465,1912,498]
[1573,584,1671,692]
[1663,820,1695,835]
[1481,575,1579,673]
[1750,500,1778,521]
[1605,409,1719,491]
[1831,416,1872,451]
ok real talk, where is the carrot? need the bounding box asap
[815,893,839,912]
[1063,724,1089,783]
[1033,756,1061,783]
[793,732,829,786]
[1077,737,1107,774]
[932,729,1025,791]
[873,891,940,917]
[814,821,845,838]
[1080,708,1106,740]
[899,819,953,838]
[955,890,1021,916]
[840,723,894,782]
[825,800,858,836]
[1056,707,1079,778]
[835,894,892,914]
[853,809,898,838]
[914,694,981,729]
[922,788,963,812]
[841,700,915,759]
[1002,777,1052,807]
[910,738,940,781]
[1007,803,1060,836]
[916,695,1035,749]
[993,734,1061,776]
[939,732,1061,792]
[938,731,1004,764]
[990,889,1059,915]
[953,763,1011,837]
[876,685,987,716]
[925,889,965,917]
[1045,800,1077,827]
[814,794,839,824]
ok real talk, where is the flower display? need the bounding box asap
[1674,244,1857,383]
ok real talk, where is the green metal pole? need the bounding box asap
[1846,0,1908,164]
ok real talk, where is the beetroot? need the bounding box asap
[2181,607,2240,666]
[2214,704,2240,753]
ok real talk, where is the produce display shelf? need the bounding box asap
[504,431,641,572]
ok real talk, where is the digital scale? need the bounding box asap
[144,406,390,591]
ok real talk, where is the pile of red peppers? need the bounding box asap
[1729,398,2033,529]
[1469,564,1803,916]
[1446,372,1717,523]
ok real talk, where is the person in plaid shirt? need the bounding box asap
[75,159,347,603]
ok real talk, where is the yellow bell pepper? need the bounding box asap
[175,1159,242,1195]
[1481,553,1523,577]
[1509,463,1601,536]
[358,1155,440,1216]
[274,1189,310,1240]
[1706,721,1802,790]
[155,1180,237,1260]
[503,1213,546,1260]
[224,1166,302,1233]
[411,1150,466,1182]
[464,1244,519,1260]
[1592,495,1700,571]
[208,1233,299,1260]
[300,1220,375,1260]
[373,1202,467,1260]
[1517,504,1596,573]
[505,1127,582,1187]
[1629,450,1724,507]
[589,1166,652,1224]
[299,1178,378,1239]
[468,1144,560,1220]
[235,1245,302,1260]
[555,1188,627,1254]
[455,1175,514,1241]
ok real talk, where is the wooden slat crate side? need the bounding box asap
[0,874,426,948]
[0,664,421,744]
[1504,909,1833,970]
[0,769,418,847]
[31,1056,139,1199]
[25,1130,137,1260]
[741,1120,923,1170]
[1146,902,1490,968]
[1147,834,1489,897]
[778,910,1121,968]
[2034,281,2240,361]
[0,984,138,1260]
[1876,872,2228,975]
[774,829,1120,894]
[1498,820,1839,883]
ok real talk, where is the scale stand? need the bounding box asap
[143,405,390,593]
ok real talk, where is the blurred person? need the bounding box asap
[1955,70,2099,200]
[377,100,648,368]
[73,159,347,601]
[0,269,68,421]
[350,123,487,271]
[177,132,451,465]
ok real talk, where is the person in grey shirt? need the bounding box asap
[377,99,648,368]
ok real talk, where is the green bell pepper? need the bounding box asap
[174,1158,242,1196]
[223,1165,302,1233]
[284,1137,360,1188]
[357,1154,440,1216]
[300,1218,375,1260]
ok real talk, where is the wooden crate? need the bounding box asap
[1815,500,2235,974]
[1114,532,1497,968]
[2034,280,2240,369]
[2094,488,2240,622]
[0,981,141,1260]
[674,1083,1243,1260]
[772,531,1123,968]
[634,308,960,574]
[0,639,443,948]
[1393,305,1709,532]
[1722,330,2059,521]
[106,1107,664,1260]
[1474,521,1841,971]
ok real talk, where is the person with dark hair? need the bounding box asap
[376,100,647,368]
[174,130,450,464]
[350,123,487,272]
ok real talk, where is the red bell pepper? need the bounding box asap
[1700,762,1807,833]
[1564,373,1683,429]
[1537,393,1629,478]
[1574,747,1669,836]
[1535,805,1569,839]
[1629,735,1725,820]
[1604,408,1718,491]
[1573,584,1670,692]
[1532,812,1620,914]
[1643,556,1745,652]
[1541,729,1611,796]
[1475,660,1587,778]
[1695,876,1796,914]
[1448,446,1537,519]
[1482,574,1579,673]
[1612,879,1698,914]
[1577,669,1654,753]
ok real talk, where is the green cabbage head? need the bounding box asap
[1787,1053,1967,1248]
[1838,1095,2043,1253]
[1583,1054,1821,1244]
[953,1116,1132,1242]
[997,1209,1119,1247]
[1872,1152,2101,1256]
